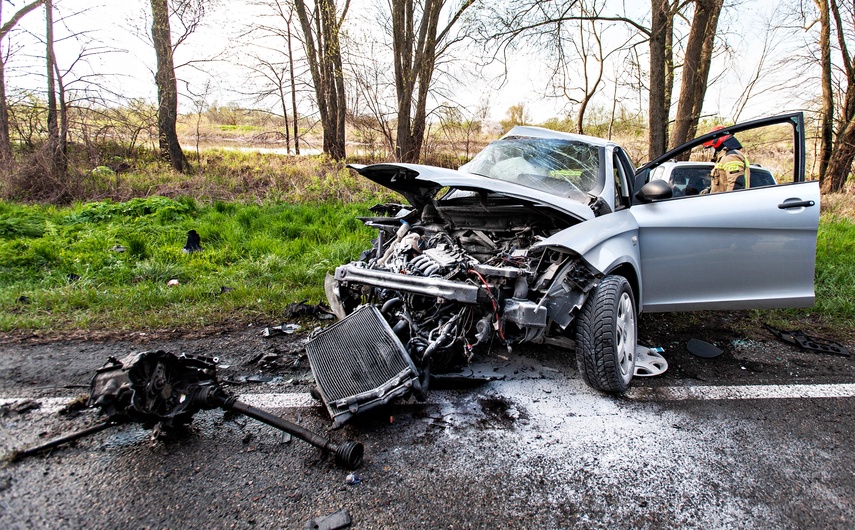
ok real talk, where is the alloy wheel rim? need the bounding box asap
[615,291,636,380]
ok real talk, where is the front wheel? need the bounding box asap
[575,275,637,393]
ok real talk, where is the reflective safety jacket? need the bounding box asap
[711,148,750,193]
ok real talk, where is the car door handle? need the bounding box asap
[778,200,815,209]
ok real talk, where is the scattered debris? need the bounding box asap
[764,324,850,357]
[283,300,335,320]
[430,363,506,389]
[262,323,302,337]
[0,399,41,416]
[167,279,180,287]
[245,374,274,383]
[58,395,89,417]
[182,229,202,253]
[345,472,361,485]
[634,346,668,377]
[304,509,352,530]
[687,339,723,359]
[111,245,126,253]
[8,351,364,469]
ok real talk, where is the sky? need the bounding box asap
[1,0,816,126]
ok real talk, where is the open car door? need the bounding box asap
[630,113,819,312]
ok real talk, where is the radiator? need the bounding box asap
[305,305,420,426]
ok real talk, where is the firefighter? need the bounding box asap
[703,125,750,193]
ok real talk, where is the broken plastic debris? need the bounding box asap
[687,339,723,359]
[262,323,302,337]
[283,300,336,320]
[764,324,850,357]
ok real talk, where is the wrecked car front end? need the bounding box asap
[308,132,611,425]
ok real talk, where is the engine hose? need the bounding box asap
[381,297,403,315]
[421,317,461,364]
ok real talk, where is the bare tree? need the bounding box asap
[45,0,67,176]
[294,0,349,159]
[816,0,834,182]
[0,0,44,162]
[668,0,724,151]
[150,0,190,172]
[389,0,475,163]
[819,0,855,192]
[346,32,397,156]
[243,0,307,154]
[540,0,629,135]
[471,1,748,161]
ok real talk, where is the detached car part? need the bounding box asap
[12,351,363,469]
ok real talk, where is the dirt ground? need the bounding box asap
[1,310,852,400]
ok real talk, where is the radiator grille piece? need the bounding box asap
[306,306,419,425]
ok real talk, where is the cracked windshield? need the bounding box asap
[461,137,599,201]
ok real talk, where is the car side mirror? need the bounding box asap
[634,179,673,203]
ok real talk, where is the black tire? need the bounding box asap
[575,275,637,393]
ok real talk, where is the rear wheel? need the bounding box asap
[575,275,637,393]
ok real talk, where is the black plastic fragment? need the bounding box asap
[687,338,723,359]
[764,324,850,357]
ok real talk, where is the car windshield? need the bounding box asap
[461,137,599,202]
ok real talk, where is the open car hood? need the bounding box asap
[348,162,595,222]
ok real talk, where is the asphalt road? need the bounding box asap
[1,326,854,529]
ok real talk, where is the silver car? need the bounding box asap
[310,113,818,424]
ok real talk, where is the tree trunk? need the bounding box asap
[287,18,300,155]
[150,0,190,173]
[0,51,10,162]
[825,0,855,193]
[669,0,723,152]
[0,0,44,162]
[816,0,833,184]
[392,0,473,163]
[294,0,347,160]
[45,0,66,176]
[825,115,855,192]
[647,0,671,160]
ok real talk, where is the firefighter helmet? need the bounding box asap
[703,125,731,150]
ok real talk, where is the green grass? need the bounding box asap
[1,196,854,333]
[0,197,376,331]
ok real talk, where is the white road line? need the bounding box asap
[4,383,855,415]
[625,383,855,401]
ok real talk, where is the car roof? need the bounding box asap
[503,126,613,148]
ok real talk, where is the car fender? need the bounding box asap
[533,211,643,308]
